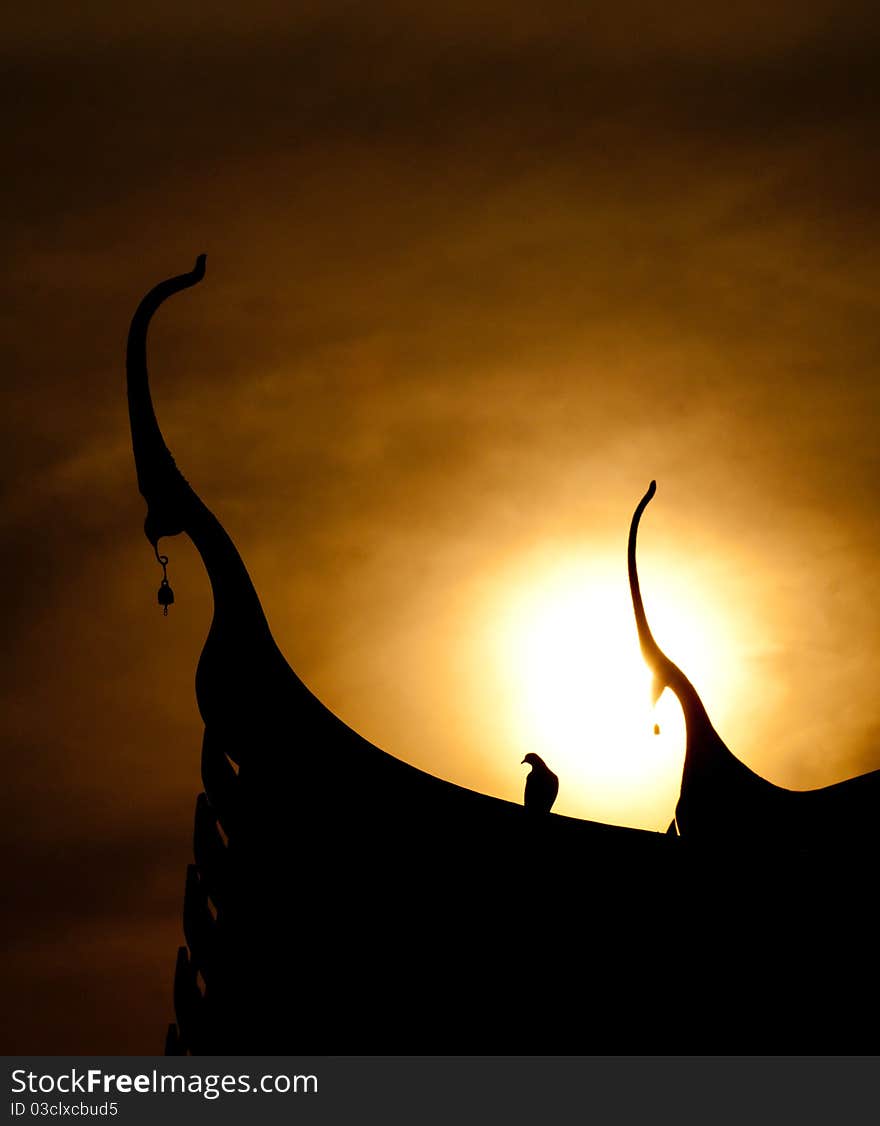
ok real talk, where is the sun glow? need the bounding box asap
[483,553,736,830]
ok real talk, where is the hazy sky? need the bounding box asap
[3,2,880,1052]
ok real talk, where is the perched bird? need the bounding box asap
[521,753,559,814]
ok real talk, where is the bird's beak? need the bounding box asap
[521,758,527,764]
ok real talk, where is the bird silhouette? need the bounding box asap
[521,753,559,813]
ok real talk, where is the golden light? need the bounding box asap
[477,549,744,830]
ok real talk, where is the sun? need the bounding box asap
[481,552,733,830]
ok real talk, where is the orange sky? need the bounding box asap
[3,2,880,1052]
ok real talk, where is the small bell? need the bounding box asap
[158,577,175,616]
[653,723,660,736]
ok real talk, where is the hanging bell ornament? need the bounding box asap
[154,549,175,617]
[158,577,175,616]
